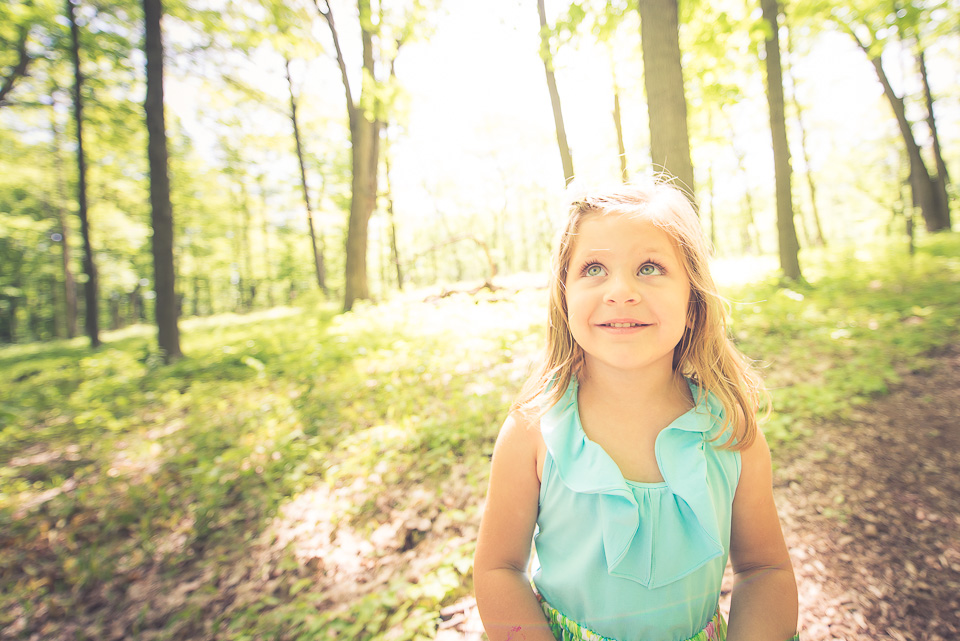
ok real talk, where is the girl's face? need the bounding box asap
[564,212,691,378]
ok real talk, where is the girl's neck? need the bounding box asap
[577,364,691,412]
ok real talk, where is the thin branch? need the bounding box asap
[314,0,355,123]
[0,29,32,107]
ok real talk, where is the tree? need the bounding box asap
[815,0,952,232]
[610,52,628,183]
[538,0,575,186]
[143,0,182,360]
[760,0,802,281]
[66,0,100,348]
[916,50,950,232]
[315,0,436,311]
[315,0,381,312]
[285,57,326,294]
[637,0,695,194]
[51,96,79,337]
[0,25,32,107]
[782,20,825,247]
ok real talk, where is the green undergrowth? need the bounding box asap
[1,234,958,640]
[728,233,960,445]
[0,288,544,640]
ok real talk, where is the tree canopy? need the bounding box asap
[0,0,956,344]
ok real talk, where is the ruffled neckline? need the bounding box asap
[539,378,728,589]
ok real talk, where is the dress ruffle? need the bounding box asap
[539,378,727,589]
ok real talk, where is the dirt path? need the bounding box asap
[443,346,960,641]
[775,344,960,641]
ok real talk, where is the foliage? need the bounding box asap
[0,285,543,639]
[2,236,960,638]
[729,233,960,443]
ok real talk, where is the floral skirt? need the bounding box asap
[537,595,726,641]
[537,595,801,641]
[537,593,800,641]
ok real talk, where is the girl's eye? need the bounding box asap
[638,263,663,276]
[584,264,606,277]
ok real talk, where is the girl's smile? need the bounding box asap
[564,212,691,376]
[596,318,651,331]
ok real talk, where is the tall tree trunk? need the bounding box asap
[66,0,99,348]
[256,173,275,308]
[613,89,628,182]
[783,24,825,247]
[638,0,695,195]
[143,0,181,360]
[383,132,403,290]
[761,0,802,281]
[317,0,380,311]
[285,58,326,294]
[609,49,628,183]
[239,181,254,308]
[743,188,760,255]
[51,96,78,338]
[917,49,952,231]
[705,108,715,248]
[726,111,762,255]
[538,0,575,186]
[707,169,716,248]
[345,96,380,310]
[383,60,404,291]
[847,31,949,232]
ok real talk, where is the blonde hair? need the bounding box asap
[515,178,765,450]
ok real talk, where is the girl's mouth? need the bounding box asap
[598,321,649,328]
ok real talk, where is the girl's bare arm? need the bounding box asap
[474,412,555,641]
[727,429,799,641]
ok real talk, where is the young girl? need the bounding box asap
[474,180,799,641]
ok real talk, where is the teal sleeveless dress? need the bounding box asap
[532,378,740,641]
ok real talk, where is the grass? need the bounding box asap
[1,233,958,640]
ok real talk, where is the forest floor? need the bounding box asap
[4,238,960,641]
[441,344,960,641]
[6,342,958,641]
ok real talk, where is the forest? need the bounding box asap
[1,0,959,639]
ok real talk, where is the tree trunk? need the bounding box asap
[638,0,695,195]
[240,182,254,308]
[383,132,403,290]
[51,96,78,338]
[726,111,762,255]
[707,162,715,248]
[317,0,380,312]
[743,188,760,255]
[344,100,379,310]
[255,173,275,308]
[66,0,99,348]
[917,49,952,231]
[783,23,825,246]
[285,58,326,294]
[848,32,949,233]
[613,85,628,182]
[705,108,715,248]
[761,0,802,281]
[143,0,182,360]
[538,0,575,186]
[343,1,381,311]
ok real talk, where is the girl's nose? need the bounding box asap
[605,272,640,304]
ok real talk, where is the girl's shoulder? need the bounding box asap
[499,405,548,483]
